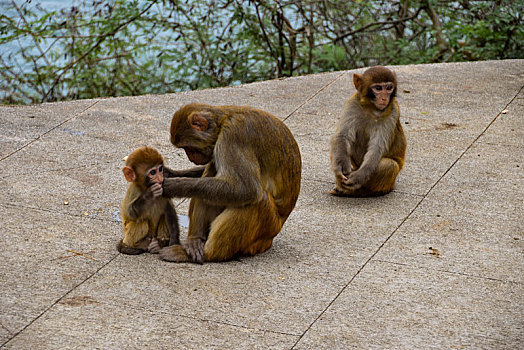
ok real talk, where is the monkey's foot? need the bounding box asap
[183,238,205,264]
[329,186,388,198]
[148,238,161,254]
[116,240,147,255]
[159,245,193,263]
[329,187,353,197]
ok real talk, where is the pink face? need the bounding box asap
[370,82,395,110]
[146,164,164,185]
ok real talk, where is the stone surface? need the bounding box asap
[1,60,523,349]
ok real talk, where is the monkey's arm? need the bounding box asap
[344,136,385,188]
[123,189,156,220]
[163,175,259,205]
[163,165,205,178]
[162,151,261,206]
[386,119,407,169]
[123,197,146,221]
[330,134,352,181]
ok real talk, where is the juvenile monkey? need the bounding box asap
[117,146,180,255]
[159,103,302,263]
[330,66,406,197]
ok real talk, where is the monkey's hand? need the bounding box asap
[334,170,349,184]
[343,171,364,190]
[149,183,163,198]
[184,237,205,264]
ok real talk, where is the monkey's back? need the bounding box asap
[221,106,302,220]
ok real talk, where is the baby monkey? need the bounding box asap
[117,146,180,255]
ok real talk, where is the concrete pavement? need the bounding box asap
[0,60,523,349]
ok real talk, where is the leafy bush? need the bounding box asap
[0,0,521,104]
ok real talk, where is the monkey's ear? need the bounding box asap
[189,113,209,132]
[122,166,136,183]
[353,73,363,91]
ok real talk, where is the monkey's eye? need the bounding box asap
[386,84,394,91]
[149,169,157,176]
[374,86,383,91]
[158,165,163,172]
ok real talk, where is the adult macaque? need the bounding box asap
[330,66,406,197]
[159,103,301,263]
[117,146,180,255]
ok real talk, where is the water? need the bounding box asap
[0,0,173,102]
[1,0,80,69]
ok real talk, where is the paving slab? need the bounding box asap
[294,261,522,349]
[375,141,523,283]
[0,100,97,160]
[3,300,298,350]
[480,88,523,147]
[0,60,523,349]
[0,206,117,345]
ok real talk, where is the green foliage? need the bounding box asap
[313,44,348,71]
[443,0,524,61]
[0,0,522,104]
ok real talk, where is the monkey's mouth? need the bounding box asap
[376,102,388,110]
[184,147,211,165]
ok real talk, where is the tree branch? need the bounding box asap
[41,0,157,102]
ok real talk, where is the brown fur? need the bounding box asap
[117,147,180,255]
[159,103,302,263]
[330,66,406,197]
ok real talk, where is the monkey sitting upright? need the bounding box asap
[330,66,407,197]
[117,146,180,255]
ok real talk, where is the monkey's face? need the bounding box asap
[145,164,164,186]
[183,147,212,165]
[369,82,395,110]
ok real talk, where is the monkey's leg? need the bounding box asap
[151,205,180,255]
[204,195,281,261]
[148,216,169,254]
[331,158,400,197]
[363,157,401,195]
[159,198,220,263]
[117,221,150,255]
[152,215,170,247]
[183,198,223,263]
